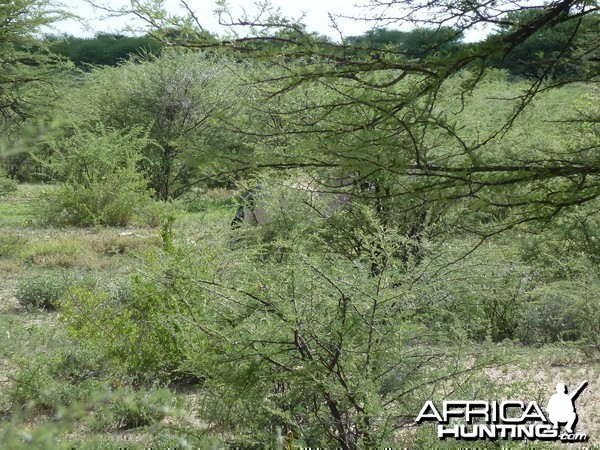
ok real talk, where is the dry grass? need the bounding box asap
[87,232,162,256]
[0,232,29,258]
[22,238,92,268]
[0,227,162,270]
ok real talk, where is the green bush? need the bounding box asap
[15,274,66,310]
[413,242,535,343]
[89,387,176,431]
[37,126,153,227]
[54,50,250,200]
[517,294,581,345]
[107,279,135,305]
[40,178,149,227]
[137,199,177,228]
[516,279,600,353]
[572,282,600,356]
[60,274,186,384]
[0,175,17,197]
[8,342,112,412]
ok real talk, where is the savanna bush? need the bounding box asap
[37,126,153,227]
[413,241,536,342]
[517,291,581,345]
[54,181,534,447]
[60,270,187,385]
[55,50,251,200]
[41,178,146,227]
[7,336,114,413]
[15,273,66,309]
[60,205,493,448]
[0,174,17,197]
[137,199,178,228]
[88,386,177,431]
[514,277,600,355]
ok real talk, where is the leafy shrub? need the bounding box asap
[37,126,153,227]
[572,282,600,356]
[107,279,135,305]
[137,199,177,228]
[8,338,113,412]
[179,188,236,213]
[517,294,581,344]
[416,242,536,342]
[0,175,17,197]
[516,279,600,353]
[55,50,249,200]
[60,275,186,384]
[89,387,176,431]
[39,176,150,227]
[15,274,66,309]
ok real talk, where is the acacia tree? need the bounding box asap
[0,0,72,183]
[0,0,70,138]
[108,0,599,231]
[57,50,249,199]
[489,7,600,78]
[76,0,599,446]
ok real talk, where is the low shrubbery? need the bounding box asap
[5,343,179,447]
[0,175,17,197]
[60,271,186,385]
[36,126,153,227]
[23,239,88,268]
[15,273,67,310]
[88,387,177,431]
[39,178,149,227]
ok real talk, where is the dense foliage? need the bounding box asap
[0,0,71,139]
[37,126,153,226]
[46,33,162,68]
[1,0,599,448]
[52,50,250,199]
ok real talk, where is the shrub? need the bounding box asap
[36,126,153,227]
[15,274,66,309]
[137,199,177,228]
[56,50,249,200]
[572,282,600,356]
[0,175,17,197]
[516,279,600,352]
[179,187,236,213]
[60,276,186,384]
[39,175,150,227]
[89,387,176,431]
[108,279,135,305]
[517,294,581,345]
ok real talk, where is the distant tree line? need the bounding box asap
[347,13,597,79]
[43,10,596,79]
[44,33,163,68]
